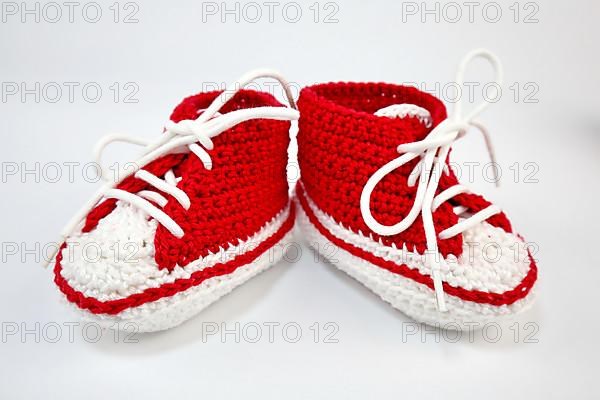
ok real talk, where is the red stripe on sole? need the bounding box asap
[297,184,536,306]
[54,203,296,315]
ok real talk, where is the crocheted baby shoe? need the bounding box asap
[296,50,537,328]
[49,71,299,332]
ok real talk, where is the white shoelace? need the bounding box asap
[45,69,299,267]
[360,49,503,311]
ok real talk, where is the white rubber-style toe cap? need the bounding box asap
[55,201,295,332]
[59,201,163,302]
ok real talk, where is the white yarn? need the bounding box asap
[63,228,296,332]
[374,103,433,128]
[59,202,292,302]
[302,188,531,294]
[296,198,535,329]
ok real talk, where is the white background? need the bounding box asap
[1,0,599,398]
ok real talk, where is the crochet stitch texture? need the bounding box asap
[296,81,537,326]
[52,88,296,331]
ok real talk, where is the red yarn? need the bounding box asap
[81,89,291,271]
[297,82,511,259]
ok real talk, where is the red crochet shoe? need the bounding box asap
[296,50,537,328]
[49,71,299,332]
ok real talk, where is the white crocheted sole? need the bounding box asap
[296,200,536,329]
[63,229,295,333]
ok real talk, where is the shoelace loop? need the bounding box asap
[360,49,504,311]
[45,70,299,267]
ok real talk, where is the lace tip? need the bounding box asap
[42,247,60,269]
[436,293,448,312]
[43,235,68,269]
[432,276,447,312]
[428,254,448,313]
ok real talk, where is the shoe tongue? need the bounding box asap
[374,103,433,128]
